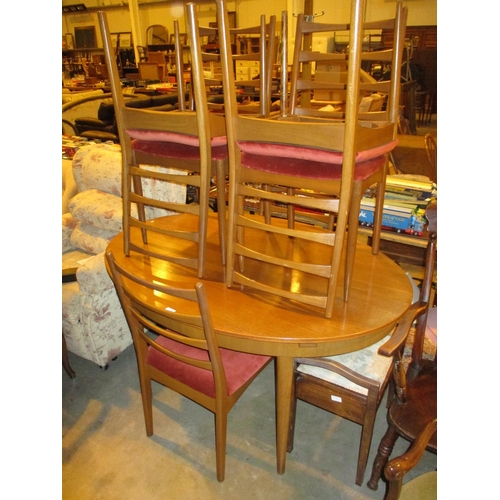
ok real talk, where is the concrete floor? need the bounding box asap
[62,345,437,500]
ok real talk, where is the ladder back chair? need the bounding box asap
[284,1,408,300]
[106,251,272,482]
[214,0,397,317]
[99,12,228,277]
[367,201,437,490]
[424,133,437,183]
[288,300,428,486]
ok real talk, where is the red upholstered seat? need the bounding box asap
[147,336,271,398]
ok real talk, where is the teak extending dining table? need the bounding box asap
[106,213,413,475]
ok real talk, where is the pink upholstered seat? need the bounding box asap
[148,336,270,398]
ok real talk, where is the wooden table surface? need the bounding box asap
[106,213,413,474]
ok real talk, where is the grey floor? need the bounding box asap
[62,345,437,500]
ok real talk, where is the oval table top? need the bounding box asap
[106,213,413,358]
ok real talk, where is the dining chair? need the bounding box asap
[367,201,437,490]
[284,1,408,299]
[287,300,428,486]
[99,12,228,278]
[424,133,437,183]
[383,418,437,500]
[105,250,272,482]
[214,0,398,317]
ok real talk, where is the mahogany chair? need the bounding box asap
[215,0,397,316]
[384,418,437,500]
[106,251,271,482]
[287,301,428,486]
[367,201,437,490]
[99,12,228,278]
[284,2,408,300]
[424,134,437,183]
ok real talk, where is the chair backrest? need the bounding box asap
[409,201,437,374]
[424,134,437,183]
[288,1,407,128]
[105,250,227,398]
[99,10,226,278]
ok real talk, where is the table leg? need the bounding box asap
[275,356,294,474]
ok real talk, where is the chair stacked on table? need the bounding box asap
[214,0,406,317]
[100,12,228,278]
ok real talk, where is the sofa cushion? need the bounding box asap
[69,189,123,232]
[70,222,119,255]
[72,143,122,195]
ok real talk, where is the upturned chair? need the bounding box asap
[214,0,398,317]
[367,201,437,490]
[284,1,408,299]
[287,300,428,486]
[99,12,228,278]
[106,250,272,482]
[384,418,437,500]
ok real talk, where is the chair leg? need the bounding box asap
[367,423,399,490]
[214,411,228,482]
[215,159,227,266]
[371,161,388,256]
[139,371,154,437]
[355,405,378,486]
[344,182,364,301]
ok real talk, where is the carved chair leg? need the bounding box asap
[367,423,399,490]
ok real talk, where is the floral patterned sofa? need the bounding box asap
[62,143,186,368]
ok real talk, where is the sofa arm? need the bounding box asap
[76,251,115,295]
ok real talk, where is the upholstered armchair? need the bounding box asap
[62,143,186,368]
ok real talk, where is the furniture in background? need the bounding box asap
[62,143,132,368]
[367,202,437,490]
[106,251,271,482]
[99,11,228,277]
[287,299,426,486]
[424,134,437,183]
[384,418,437,500]
[106,210,414,475]
[73,93,179,142]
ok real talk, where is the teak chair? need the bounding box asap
[284,1,407,300]
[287,301,428,486]
[99,12,228,278]
[106,251,272,482]
[215,0,397,317]
[384,418,437,500]
[367,201,437,490]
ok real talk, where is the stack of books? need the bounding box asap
[359,176,437,236]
